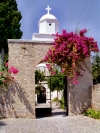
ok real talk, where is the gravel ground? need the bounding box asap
[0,115,100,133]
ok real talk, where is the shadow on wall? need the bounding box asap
[0,81,35,118]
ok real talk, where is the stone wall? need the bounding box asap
[67,57,93,115]
[0,39,93,118]
[2,39,52,119]
[92,84,100,110]
[8,40,35,118]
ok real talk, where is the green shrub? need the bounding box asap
[52,97,59,102]
[84,108,100,119]
[52,97,65,109]
[58,97,65,109]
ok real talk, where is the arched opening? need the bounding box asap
[37,86,46,103]
[35,61,68,118]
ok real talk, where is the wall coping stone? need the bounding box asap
[8,39,53,45]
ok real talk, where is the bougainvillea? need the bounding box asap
[44,29,99,85]
[0,62,19,91]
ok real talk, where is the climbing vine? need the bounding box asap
[44,29,99,84]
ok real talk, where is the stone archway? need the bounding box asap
[5,39,93,119]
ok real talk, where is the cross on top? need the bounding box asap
[45,6,51,14]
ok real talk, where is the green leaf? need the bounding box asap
[0,0,23,53]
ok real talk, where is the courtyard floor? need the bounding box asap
[0,105,100,133]
[0,115,100,133]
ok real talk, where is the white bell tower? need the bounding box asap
[39,6,59,34]
[32,6,59,41]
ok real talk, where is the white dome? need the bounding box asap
[39,13,57,22]
[36,63,47,68]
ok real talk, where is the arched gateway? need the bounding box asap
[6,6,93,118]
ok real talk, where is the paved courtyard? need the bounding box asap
[0,113,100,133]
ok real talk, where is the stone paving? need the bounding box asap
[0,115,100,133]
[0,110,100,133]
[0,104,100,133]
[34,116,100,133]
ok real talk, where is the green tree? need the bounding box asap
[35,70,45,94]
[35,70,45,84]
[47,69,65,98]
[92,53,100,83]
[0,0,22,55]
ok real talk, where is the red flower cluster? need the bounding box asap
[0,62,19,91]
[8,66,19,74]
[44,29,99,85]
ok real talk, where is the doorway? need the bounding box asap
[37,87,46,103]
[35,75,68,118]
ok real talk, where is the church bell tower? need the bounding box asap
[32,6,59,41]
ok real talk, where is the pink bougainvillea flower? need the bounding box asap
[8,66,19,74]
[3,80,6,82]
[51,70,56,75]
[61,69,65,73]
[43,28,99,85]
[5,62,8,67]
[44,56,49,62]
[74,81,79,85]
[46,64,51,69]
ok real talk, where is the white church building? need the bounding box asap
[32,6,63,104]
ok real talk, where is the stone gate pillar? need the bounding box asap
[8,39,36,118]
[67,57,93,115]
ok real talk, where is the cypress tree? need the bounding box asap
[0,0,23,54]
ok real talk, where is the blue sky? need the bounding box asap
[16,0,100,48]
